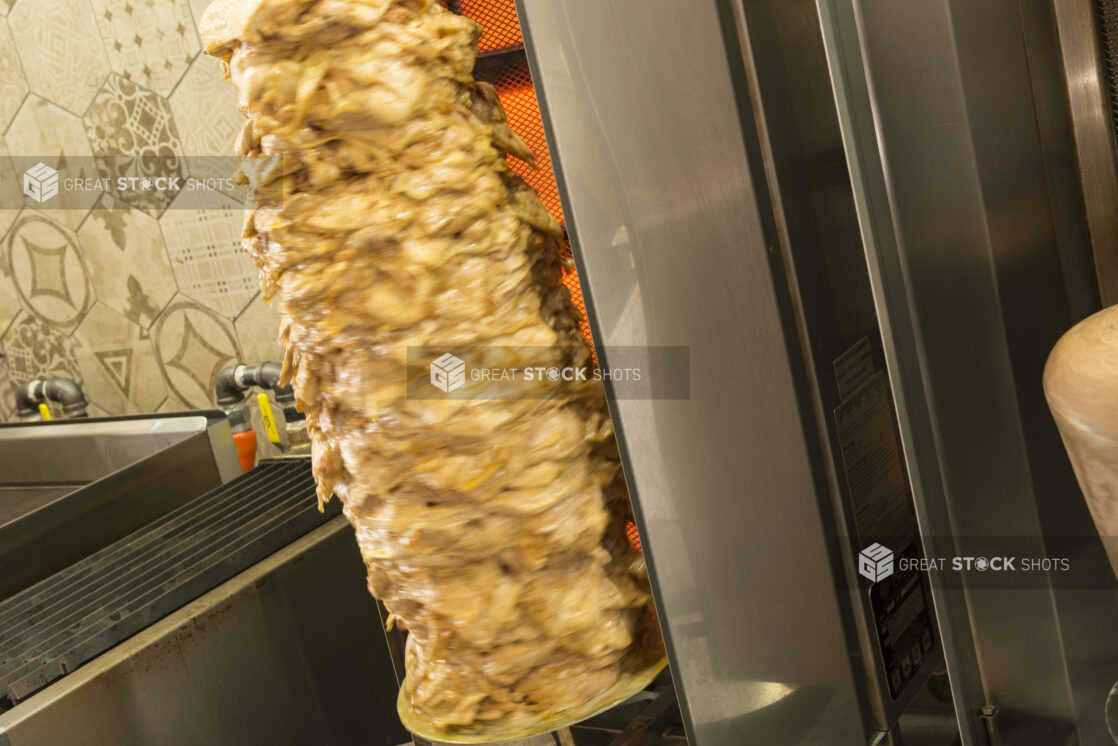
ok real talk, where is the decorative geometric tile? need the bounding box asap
[5,210,92,333]
[78,193,177,328]
[160,190,256,318]
[168,54,243,188]
[234,293,284,366]
[90,0,199,97]
[72,302,166,414]
[0,339,12,421]
[0,311,83,419]
[0,220,19,340]
[152,295,242,409]
[0,19,28,132]
[0,139,20,245]
[84,74,185,215]
[0,281,17,341]
[7,0,110,115]
[85,401,111,418]
[5,95,102,231]
[155,394,189,413]
[185,0,212,27]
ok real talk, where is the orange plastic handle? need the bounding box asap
[233,429,258,473]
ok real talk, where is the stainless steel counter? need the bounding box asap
[0,486,73,528]
[0,412,241,599]
[0,517,407,746]
[0,416,405,746]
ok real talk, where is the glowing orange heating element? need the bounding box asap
[626,521,643,552]
[486,58,564,225]
[458,0,523,53]
[457,0,595,348]
[491,61,593,345]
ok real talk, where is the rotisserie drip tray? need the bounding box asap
[0,458,337,709]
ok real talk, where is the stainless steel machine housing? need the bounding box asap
[517,0,1118,743]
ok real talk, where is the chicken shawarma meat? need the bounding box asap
[201,0,662,732]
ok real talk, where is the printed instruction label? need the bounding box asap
[833,337,933,701]
[834,372,916,544]
[833,336,874,400]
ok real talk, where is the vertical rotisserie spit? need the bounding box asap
[200,0,663,736]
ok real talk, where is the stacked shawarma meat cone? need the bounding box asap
[201,0,663,733]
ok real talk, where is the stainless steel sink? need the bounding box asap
[0,412,241,600]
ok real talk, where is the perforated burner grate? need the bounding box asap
[0,459,338,709]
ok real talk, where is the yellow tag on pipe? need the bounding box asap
[257,393,281,444]
[38,403,52,421]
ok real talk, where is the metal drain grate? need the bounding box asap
[0,458,337,709]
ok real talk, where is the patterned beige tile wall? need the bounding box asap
[0,0,283,426]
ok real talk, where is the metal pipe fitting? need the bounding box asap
[14,378,89,420]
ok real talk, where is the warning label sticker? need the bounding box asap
[832,338,934,701]
[870,542,936,698]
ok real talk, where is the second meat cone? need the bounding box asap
[200,0,663,735]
